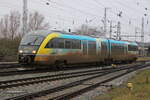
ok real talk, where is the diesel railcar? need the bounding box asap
[18,30,138,66]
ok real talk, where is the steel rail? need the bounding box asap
[0,69,107,89]
[6,63,144,100]
[0,68,55,76]
[51,63,149,100]
[0,63,140,89]
[0,63,20,69]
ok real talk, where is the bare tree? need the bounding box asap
[28,11,49,32]
[9,11,21,40]
[0,15,9,39]
[76,24,104,36]
[0,11,21,40]
[0,11,50,39]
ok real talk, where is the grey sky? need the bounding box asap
[0,0,150,42]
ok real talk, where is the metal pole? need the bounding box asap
[141,17,145,56]
[22,0,28,36]
[86,19,88,35]
[104,8,108,37]
[109,21,112,38]
[104,8,107,34]
[117,21,121,40]
[134,27,138,42]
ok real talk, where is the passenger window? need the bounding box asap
[88,41,96,55]
[72,40,81,49]
[58,38,64,48]
[45,38,81,49]
[45,38,64,48]
[45,39,56,48]
[65,39,72,49]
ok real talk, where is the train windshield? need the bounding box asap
[20,35,45,46]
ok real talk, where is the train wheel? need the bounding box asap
[105,59,111,66]
[55,61,66,69]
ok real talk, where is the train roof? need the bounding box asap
[27,30,51,37]
[108,39,137,45]
[27,30,96,41]
[58,33,96,41]
[26,30,138,45]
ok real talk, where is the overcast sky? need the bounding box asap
[0,0,150,42]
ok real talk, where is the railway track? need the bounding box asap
[0,62,20,69]
[5,62,149,100]
[49,63,150,100]
[0,67,107,89]
[0,61,141,76]
[0,60,145,70]
[49,65,144,100]
[0,65,103,76]
[0,63,140,89]
[0,68,55,76]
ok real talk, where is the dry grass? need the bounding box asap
[94,69,150,100]
[137,57,150,62]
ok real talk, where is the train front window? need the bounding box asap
[20,35,44,46]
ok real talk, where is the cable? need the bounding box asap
[43,0,103,18]
[32,0,104,24]
[31,0,89,24]
[33,0,105,29]
[33,0,146,37]
[92,0,142,30]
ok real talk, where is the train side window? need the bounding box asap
[112,43,117,53]
[45,38,64,48]
[45,38,56,48]
[111,43,115,50]
[45,42,50,48]
[88,41,96,55]
[88,41,96,49]
[112,43,124,54]
[65,39,72,49]
[72,40,81,49]
[57,38,64,48]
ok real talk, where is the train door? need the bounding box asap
[101,39,109,60]
[107,40,111,59]
[82,40,88,55]
[97,39,101,56]
[96,39,104,62]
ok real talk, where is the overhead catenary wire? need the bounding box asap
[34,0,105,30]
[42,0,104,19]
[92,0,140,35]
[32,0,82,22]
[32,0,104,26]
[36,0,146,28]
[0,0,148,42]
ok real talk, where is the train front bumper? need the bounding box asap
[18,54,35,64]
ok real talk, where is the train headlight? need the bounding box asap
[32,50,36,54]
[19,50,23,53]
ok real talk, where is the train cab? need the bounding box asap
[18,30,48,64]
